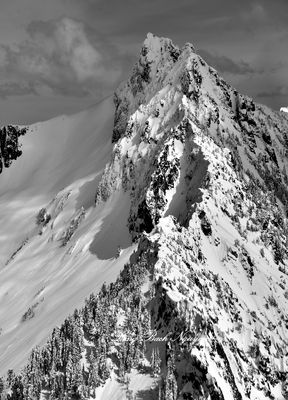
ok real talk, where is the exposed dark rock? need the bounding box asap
[215,342,243,400]
[0,125,27,173]
[134,199,154,234]
[262,131,272,145]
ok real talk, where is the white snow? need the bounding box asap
[0,96,136,375]
[95,369,156,400]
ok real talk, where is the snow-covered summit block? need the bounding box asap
[141,33,197,78]
[143,33,167,61]
[140,32,182,77]
[280,106,288,113]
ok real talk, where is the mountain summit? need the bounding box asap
[0,33,288,399]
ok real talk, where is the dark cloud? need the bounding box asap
[70,0,284,39]
[198,49,257,75]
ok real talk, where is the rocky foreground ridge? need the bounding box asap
[1,33,288,399]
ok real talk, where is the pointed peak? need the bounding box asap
[141,33,179,62]
[142,33,196,53]
[144,32,162,46]
[143,32,174,50]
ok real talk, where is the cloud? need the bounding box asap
[0,47,8,67]
[0,82,36,99]
[27,18,103,81]
[257,86,288,98]
[241,3,267,22]
[198,49,256,75]
[0,17,122,98]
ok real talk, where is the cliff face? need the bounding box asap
[1,34,288,399]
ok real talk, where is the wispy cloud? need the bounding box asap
[258,86,288,98]
[241,3,267,22]
[198,49,257,75]
[0,17,122,98]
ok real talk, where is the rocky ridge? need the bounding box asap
[93,33,288,398]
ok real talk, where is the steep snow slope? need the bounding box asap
[0,99,112,260]
[1,33,288,400]
[0,97,136,374]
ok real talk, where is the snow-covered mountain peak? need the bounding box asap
[91,34,288,398]
[1,33,288,399]
[106,33,288,240]
[113,33,236,144]
[280,106,288,113]
[143,32,173,61]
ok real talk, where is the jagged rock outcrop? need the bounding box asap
[0,125,27,173]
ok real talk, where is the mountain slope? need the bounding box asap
[1,33,288,400]
[0,97,136,374]
[90,33,288,399]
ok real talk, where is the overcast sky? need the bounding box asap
[0,0,287,124]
